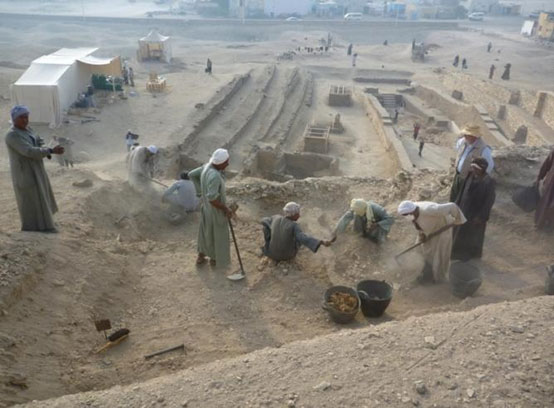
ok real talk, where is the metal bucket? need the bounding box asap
[322,285,359,324]
[356,280,393,318]
[449,261,482,298]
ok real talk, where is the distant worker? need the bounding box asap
[535,148,554,231]
[452,157,496,261]
[352,53,358,67]
[487,42,492,53]
[393,109,399,124]
[489,64,495,80]
[413,122,420,140]
[452,55,459,67]
[398,200,466,284]
[206,58,212,75]
[189,148,233,268]
[383,40,388,46]
[58,137,75,168]
[5,105,64,232]
[129,67,135,87]
[125,130,139,151]
[501,63,511,80]
[128,144,158,190]
[48,136,65,167]
[261,202,332,262]
[412,38,416,50]
[347,43,353,56]
[162,171,200,224]
[122,66,129,85]
[333,198,394,244]
[450,125,494,202]
[418,133,425,157]
[462,58,468,69]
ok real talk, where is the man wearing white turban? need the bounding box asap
[398,200,466,283]
[261,202,332,262]
[189,148,233,268]
[332,198,394,244]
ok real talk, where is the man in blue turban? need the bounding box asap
[5,106,65,232]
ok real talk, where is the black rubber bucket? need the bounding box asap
[449,262,482,298]
[356,280,393,318]
[322,285,359,324]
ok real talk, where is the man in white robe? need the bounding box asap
[398,200,466,283]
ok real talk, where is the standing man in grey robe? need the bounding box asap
[261,202,332,262]
[332,198,394,244]
[450,125,494,202]
[189,148,234,269]
[5,106,64,232]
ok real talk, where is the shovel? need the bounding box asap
[394,223,456,262]
[227,218,246,281]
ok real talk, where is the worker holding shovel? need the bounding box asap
[189,149,241,277]
[397,200,466,284]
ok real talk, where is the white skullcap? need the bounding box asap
[283,202,301,217]
[398,200,417,215]
[209,148,230,165]
[147,145,158,154]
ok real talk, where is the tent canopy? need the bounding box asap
[140,30,170,43]
[11,48,121,126]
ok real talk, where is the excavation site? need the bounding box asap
[0,1,553,407]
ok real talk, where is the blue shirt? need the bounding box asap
[456,138,494,174]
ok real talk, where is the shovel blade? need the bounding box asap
[227,273,245,281]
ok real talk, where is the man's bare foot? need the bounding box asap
[209,259,216,267]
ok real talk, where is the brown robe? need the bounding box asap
[535,149,554,230]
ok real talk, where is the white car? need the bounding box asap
[285,17,302,22]
[468,12,484,21]
[344,12,363,21]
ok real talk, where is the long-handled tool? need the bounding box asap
[395,223,456,262]
[147,177,169,188]
[144,344,185,360]
[227,219,246,281]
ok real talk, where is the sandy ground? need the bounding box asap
[21,296,554,408]
[0,12,553,407]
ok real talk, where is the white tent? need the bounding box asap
[521,20,536,36]
[11,48,121,127]
[137,30,172,63]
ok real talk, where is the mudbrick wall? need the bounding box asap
[438,73,553,145]
[414,85,510,147]
[362,94,413,172]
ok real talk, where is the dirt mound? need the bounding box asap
[24,296,554,408]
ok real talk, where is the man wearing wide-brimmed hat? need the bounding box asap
[450,125,494,202]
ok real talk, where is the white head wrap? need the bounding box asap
[283,202,301,217]
[398,200,417,215]
[209,148,229,165]
[147,145,159,154]
[350,199,375,221]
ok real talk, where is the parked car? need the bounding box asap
[468,12,484,21]
[285,17,302,22]
[344,12,363,21]
[528,10,542,19]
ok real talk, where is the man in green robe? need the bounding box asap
[5,106,65,232]
[189,148,233,268]
[332,198,394,244]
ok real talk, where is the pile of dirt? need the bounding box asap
[24,296,554,408]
